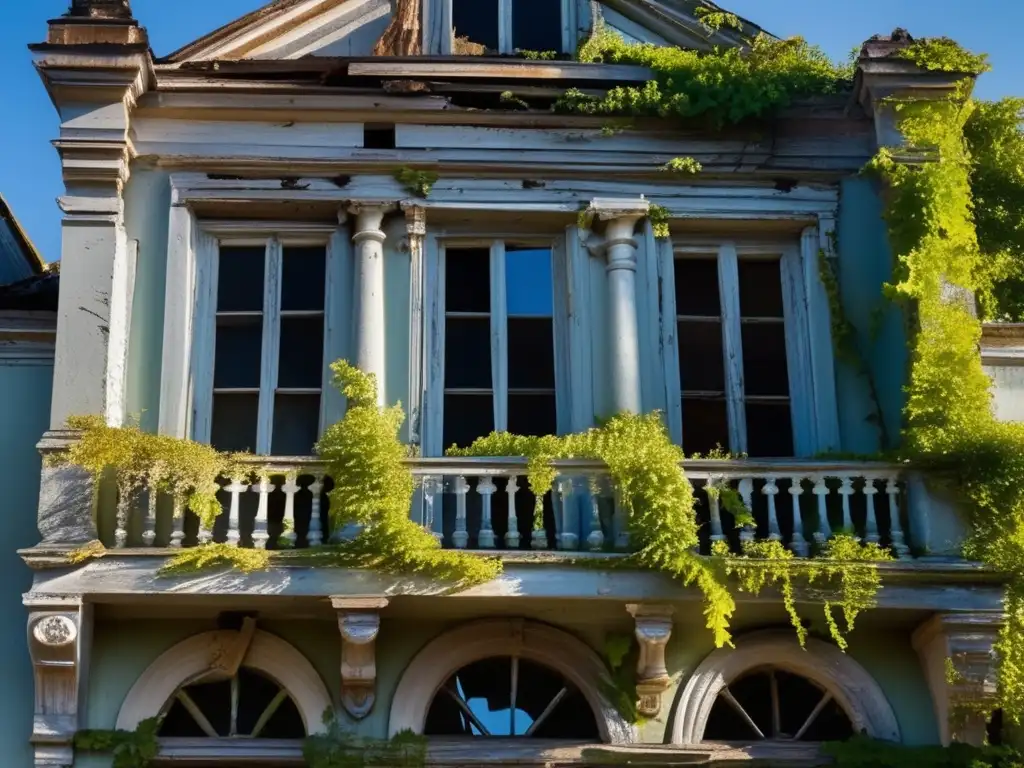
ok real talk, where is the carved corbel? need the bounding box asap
[333,598,388,720]
[626,604,674,717]
[913,612,1002,746]
[27,601,91,767]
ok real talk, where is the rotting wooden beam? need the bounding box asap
[373,0,421,56]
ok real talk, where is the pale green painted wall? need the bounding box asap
[123,167,171,434]
[0,362,52,767]
[86,610,937,748]
[383,219,411,435]
[835,176,907,454]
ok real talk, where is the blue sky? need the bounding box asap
[1,0,1021,264]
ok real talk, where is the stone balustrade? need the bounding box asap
[100,458,917,559]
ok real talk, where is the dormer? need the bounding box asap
[162,0,763,63]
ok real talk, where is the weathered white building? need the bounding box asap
[15,0,1014,765]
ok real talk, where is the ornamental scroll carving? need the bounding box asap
[27,605,89,768]
[333,597,388,720]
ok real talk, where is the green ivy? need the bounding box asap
[74,717,162,768]
[648,203,671,239]
[964,98,1024,320]
[599,633,644,726]
[560,25,849,126]
[824,735,1023,767]
[865,64,1024,719]
[898,38,990,75]
[304,713,427,768]
[660,157,703,175]
[394,168,438,198]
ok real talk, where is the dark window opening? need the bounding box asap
[424,656,599,738]
[703,668,853,742]
[513,0,562,52]
[159,667,305,740]
[453,0,499,51]
[363,124,397,150]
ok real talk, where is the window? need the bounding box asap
[673,244,795,457]
[424,656,599,738]
[451,0,564,54]
[441,241,559,450]
[703,667,853,742]
[209,240,330,456]
[159,667,306,739]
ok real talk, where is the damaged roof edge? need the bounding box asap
[0,194,47,278]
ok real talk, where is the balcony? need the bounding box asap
[90,457,957,560]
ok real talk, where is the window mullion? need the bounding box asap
[718,244,747,454]
[490,240,509,432]
[256,237,283,455]
[499,0,513,53]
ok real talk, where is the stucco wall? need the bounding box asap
[0,362,52,767]
[835,176,907,455]
[985,364,1024,423]
[123,167,172,434]
[85,609,937,748]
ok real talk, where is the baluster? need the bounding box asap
[887,477,910,558]
[863,477,880,544]
[788,477,809,557]
[708,478,725,546]
[422,476,444,544]
[812,476,832,545]
[198,481,219,545]
[251,474,274,549]
[738,478,755,545]
[587,478,604,551]
[170,496,186,549]
[114,484,130,548]
[308,473,324,547]
[559,478,579,551]
[477,477,497,549]
[505,477,521,549]
[614,485,630,551]
[281,472,299,548]
[838,476,855,536]
[763,477,781,541]
[451,476,470,549]
[225,477,248,546]
[532,480,550,550]
[141,486,158,547]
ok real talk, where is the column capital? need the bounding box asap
[333,598,388,720]
[913,612,1002,746]
[584,198,649,263]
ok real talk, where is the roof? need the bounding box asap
[0,273,59,312]
[161,0,769,64]
[0,194,46,283]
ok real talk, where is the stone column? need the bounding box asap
[586,198,650,415]
[913,612,1002,746]
[349,203,395,407]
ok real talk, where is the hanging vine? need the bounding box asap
[74,717,162,768]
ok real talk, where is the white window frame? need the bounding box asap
[660,234,840,457]
[422,234,570,457]
[427,0,579,55]
[161,219,351,455]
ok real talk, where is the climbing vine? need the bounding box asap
[74,717,162,768]
[56,415,239,530]
[394,168,438,198]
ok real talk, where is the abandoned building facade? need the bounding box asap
[16,0,1023,765]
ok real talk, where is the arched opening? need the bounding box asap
[703,667,854,742]
[424,656,599,739]
[388,619,635,743]
[159,666,306,740]
[670,631,899,745]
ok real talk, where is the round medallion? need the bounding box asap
[33,615,77,647]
